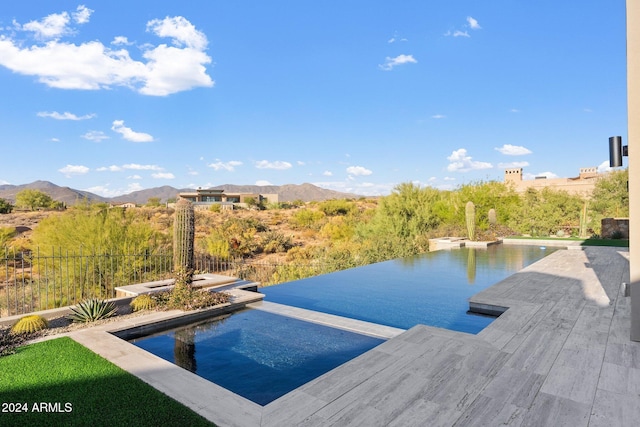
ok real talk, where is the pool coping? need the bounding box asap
[64,246,637,426]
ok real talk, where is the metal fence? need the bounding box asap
[1,247,326,318]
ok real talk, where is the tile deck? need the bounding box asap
[68,246,639,426]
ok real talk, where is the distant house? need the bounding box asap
[504,167,601,196]
[174,188,278,210]
[111,202,136,208]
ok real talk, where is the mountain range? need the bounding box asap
[0,181,363,205]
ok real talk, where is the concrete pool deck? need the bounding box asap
[68,246,638,426]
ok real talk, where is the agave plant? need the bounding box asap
[67,298,117,323]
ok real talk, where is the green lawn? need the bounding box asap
[0,337,214,427]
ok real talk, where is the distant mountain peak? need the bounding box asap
[0,181,362,205]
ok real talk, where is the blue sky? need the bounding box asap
[0,1,627,197]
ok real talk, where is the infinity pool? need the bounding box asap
[130,244,556,405]
[261,245,556,333]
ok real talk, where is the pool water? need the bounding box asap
[261,245,556,333]
[129,244,555,406]
[130,308,384,406]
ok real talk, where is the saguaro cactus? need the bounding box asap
[465,201,476,241]
[173,198,195,277]
[488,208,497,227]
[579,201,588,238]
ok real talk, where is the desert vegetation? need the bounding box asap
[0,170,629,315]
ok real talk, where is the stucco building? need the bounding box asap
[175,188,278,210]
[504,167,600,196]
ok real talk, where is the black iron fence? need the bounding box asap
[1,247,326,318]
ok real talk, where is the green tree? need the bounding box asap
[591,169,629,218]
[15,189,55,211]
[146,197,161,207]
[510,188,584,236]
[0,198,12,214]
[30,206,168,302]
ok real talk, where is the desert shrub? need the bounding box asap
[319,217,354,241]
[167,285,230,311]
[0,227,16,247]
[318,199,356,216]
[209,204,222,213]
[10,315,48,335]
[67,298,117,323]
[200,217,261,259]
[0,198,13,214]
[261,231,293,254]
[290,209,325,230]
[130,294,157,312]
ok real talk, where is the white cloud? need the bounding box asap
[22,11,71,39]
[323,170,333,176]
[467,17,481,30]
[128,175,142,180]
[444,177,456,181]
[122,163,163,171]
[84,182,143,198]
[81,130,109,142]
[111,120,154,142]
[510,108,520,113]
[38,111,95,120]
[96,165,123,172]
[346,166,373,176]
[495,144,532,156]
[73,5,93,24]
[208,160,242,171]
[255,180,272,186]
[152,172,175,179]
[147,16,207,50]
[387,32,408,44]
[111,36,131,46]
[255,160,292,170]
[0,11,213,96]
[445,17,481,38]
[58,164,89,177]
[431,114,446,119]
[498,161,530,169]
[453,30,470,38]
[297,160,305,166]
[446,148,493,172]
[597,160,613,173]
[312,180,393,197]
[50,137,60,142]
[379,54,417,71]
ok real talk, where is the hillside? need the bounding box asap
[0,181,363,206]
[0,181,109,206]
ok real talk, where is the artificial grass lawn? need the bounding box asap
[0,337,214,427]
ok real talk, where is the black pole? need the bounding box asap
[609,136,623,167]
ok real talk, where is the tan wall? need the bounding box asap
[627,0,640,341]
[504,167,600,196]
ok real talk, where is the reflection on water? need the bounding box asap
[132,309,383,406]
[467,248,476,284]
[262,244,557,333]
